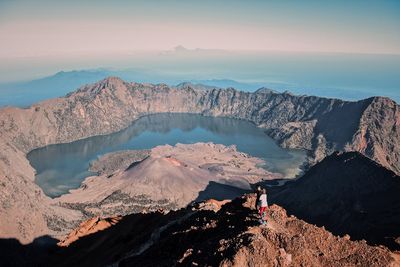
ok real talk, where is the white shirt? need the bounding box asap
[259,193,268,207]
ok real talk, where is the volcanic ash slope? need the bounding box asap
[55,143,277,217]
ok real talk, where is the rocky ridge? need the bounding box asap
[46,195,400,267]
[0,76,399,243]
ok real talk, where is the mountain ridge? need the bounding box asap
[271,151,400,249]
[0,76,399,243]
[38,195,400,266]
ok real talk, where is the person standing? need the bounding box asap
[255,185,262,210]
[259,188,268,225]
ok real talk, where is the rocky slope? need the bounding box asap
[0,76,399,243]
[33,195,399,267]
[271,151,400,250]
[88,149,150,176]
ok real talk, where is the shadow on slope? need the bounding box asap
[194,180,251,203]
[269,151,400,250]
[0,212,188,267]
[0,235,58,267]
[119,197,259,266]
[48,210,190,267]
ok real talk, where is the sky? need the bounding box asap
[1,0,400,58]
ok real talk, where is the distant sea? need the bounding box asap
[0,51,399,107]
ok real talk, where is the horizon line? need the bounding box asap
[1,48,400,59]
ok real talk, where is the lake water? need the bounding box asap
[27,113,306,198]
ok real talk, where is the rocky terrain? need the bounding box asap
[270,151,400,250]
[0,76,399,243]
[88,149,150,176]
[55,143,274,218]
[4,194,398,267]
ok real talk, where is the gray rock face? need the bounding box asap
[0,76,399,243]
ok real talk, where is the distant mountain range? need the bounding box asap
[2,68,399,108]
[0,69,266,107]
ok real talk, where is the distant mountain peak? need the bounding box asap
[175,82,220,91]
[369,95,399,106]
[174,45,188,52]
[99,76,125,84]
[92,76,126,90]
[75,76,126,96]
[255,87,278,94]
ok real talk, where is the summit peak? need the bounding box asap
[99,76,125,85]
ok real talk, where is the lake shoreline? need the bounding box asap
[28,113,307,198]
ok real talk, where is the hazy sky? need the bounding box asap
[1,0,400,58]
